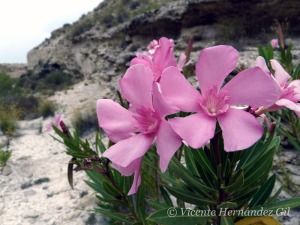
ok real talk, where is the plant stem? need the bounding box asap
[211,130,224,225]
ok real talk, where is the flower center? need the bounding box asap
[200,86,230,117]
[132,107,160,134]
[281,83,299,102]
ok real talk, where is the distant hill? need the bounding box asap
[0,64,27,78]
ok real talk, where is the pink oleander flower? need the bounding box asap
[97,64,181,195]
[44,114,64,132]
[160,45,280,151]
[147,39,159,55]
[255,56,300,117]
[271,39,279,49]
[130,37,179,82]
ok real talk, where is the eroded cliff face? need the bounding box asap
[24,0,300,90]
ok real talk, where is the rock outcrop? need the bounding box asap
[23,0,300,91]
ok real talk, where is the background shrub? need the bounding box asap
[0,105,20,135]
[0,148,11,167]
[38,100,57,119]
[71,110,99,136]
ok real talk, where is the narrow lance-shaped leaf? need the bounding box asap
[160,186,174,207]
[68,157,76,189]
[250,198,300,212]
[165,185,216,205]
[147,208,211,225]
[249,174,276,208]
[192,148,218,180]
[95,208,133,224]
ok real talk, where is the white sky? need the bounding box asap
[0,0,102,63]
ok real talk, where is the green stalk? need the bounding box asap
[211,130,224,225]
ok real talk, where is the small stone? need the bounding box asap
[24,189,37,197]
[2,164,12,176]
[24,213,39,220]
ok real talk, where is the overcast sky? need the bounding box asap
[0,0,102,63]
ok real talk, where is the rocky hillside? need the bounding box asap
[20,0,300,92]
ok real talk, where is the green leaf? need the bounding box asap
[221,216,235,225]
[231,186,259,204]
[237,133,277,171]
[249,174,276,208]
[217,202,237,209]
[136,184,146,224]
[160,186,174,207]
[184,146,200,177]
[85,170,113,199]
[267,186,283,204]
[192,148,218,180]
[236,139,263,171]
[278,127,300,151]
[165,186,216,205]
[221,170,244,192]
[96,134,106,154]
[250,198,300,213]
[146,199,168,210]
[243,144,276,186]
[147,208,211,225]
[293,63,300,79]
[103,180,122,197]
[95,208,133,224]
[169,158,217,195]
[67,157,75,189]
[96,195,128,207]
[258,45,265,58]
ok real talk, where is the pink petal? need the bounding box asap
[218,108,263,151]
[169,113,216,149]
[160,66,201,112]
[119,64,153,109]
[44,122,53,133]
[112,158,142,176]
[104,128,134,143]
[271,39,279,48]
[156,121,182,172]
[222,67,281,107]
[128,168,141,195]
[112,158,142,195]
[130,55,152,68]
[177,52,187,71]
[96,99,136,140]
[276,99,300,112]
[102,133,155,168]
[270,59,291,86]
[196,45,238,93]
[153,37,177,69]
[255,56,270,74]
[289,80,300,99]
[152,83,179,117]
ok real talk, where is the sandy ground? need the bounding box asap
[0,80,106,225]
